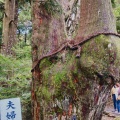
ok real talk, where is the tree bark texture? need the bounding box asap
[75,0,117,42]
[1,0,18,55]
[31,0,120,120]
[32,0,66,120]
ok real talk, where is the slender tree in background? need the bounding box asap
[31,0,120,120]
[1,0,18,55]
[0,0,4,50]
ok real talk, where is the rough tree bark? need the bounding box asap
[31,0,66,120]
[31,0,120,120]
[1,0,18,55]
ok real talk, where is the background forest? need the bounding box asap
[0,0,120,120]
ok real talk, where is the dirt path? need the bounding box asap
[102,100,120,120]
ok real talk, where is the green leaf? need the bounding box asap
[0,0,4,3]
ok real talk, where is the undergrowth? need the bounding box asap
[0,44,32,119]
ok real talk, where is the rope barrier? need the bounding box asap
[31,32,120,72]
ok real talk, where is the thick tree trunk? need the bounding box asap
[1,0,18,55]
[31,0,120,120]
[75,0,117,41]
[31,0,66,120]
[75,0,119,120]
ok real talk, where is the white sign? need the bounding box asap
[0,98,22,120]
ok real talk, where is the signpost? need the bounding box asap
[0,98,22,120]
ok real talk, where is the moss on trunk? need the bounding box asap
[34,35,120,120]
[32,0,120,120]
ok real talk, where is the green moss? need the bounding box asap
[43,0,62,16]
[40,58,52,69]
[79,35,110,76]
[111,36,120,65]
[37,86,52,101]
[38,35,120,99]
[42,69,50,81]
[36,34,120,119]
[53,70,67,85]
[37,51,78,102]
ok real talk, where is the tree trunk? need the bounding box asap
[31,0,120,120]
[1,0,18,55]
[31,0,66,120]
[75,0,117,41]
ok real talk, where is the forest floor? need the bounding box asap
[102,99,120,120]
